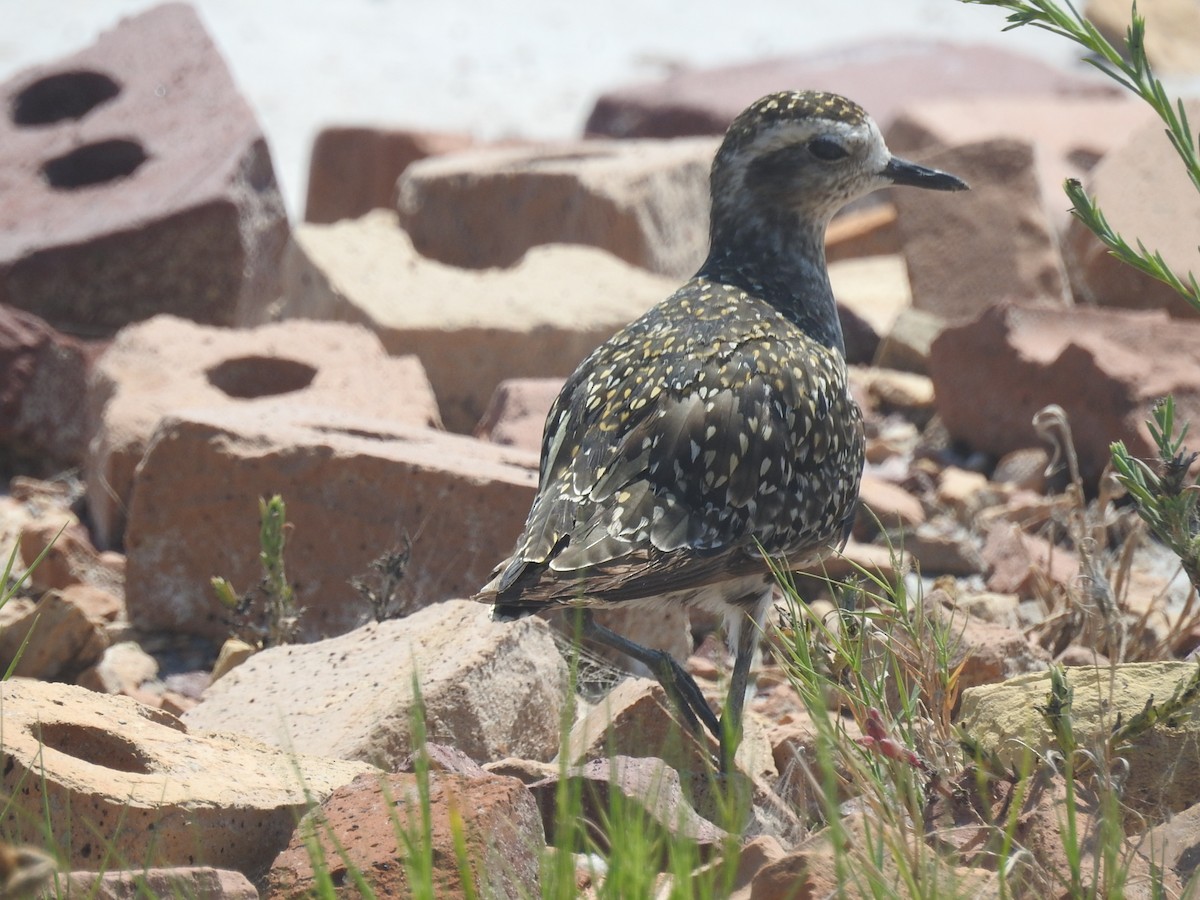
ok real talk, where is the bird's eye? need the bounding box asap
[808,137,848,162]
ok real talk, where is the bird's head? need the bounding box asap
[710,90,967,232]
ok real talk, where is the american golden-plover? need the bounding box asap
[475,90,967,770]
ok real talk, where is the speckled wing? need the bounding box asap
[480,282,864,607]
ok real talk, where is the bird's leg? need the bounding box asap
[579,609,722,743]
[719,612,760,773]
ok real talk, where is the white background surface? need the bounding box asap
[0,1,1091,215]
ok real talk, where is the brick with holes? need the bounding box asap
[0,4,287,335]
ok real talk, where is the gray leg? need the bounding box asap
[579,609,722,742]
[719,612,760,771]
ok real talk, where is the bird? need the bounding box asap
[474,90,967,771]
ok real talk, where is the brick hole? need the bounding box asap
[206,356,319,399]
[36,722,154,774]
[41,139,148,189]
[11,70,120,126]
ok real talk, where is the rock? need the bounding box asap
[886,95,1154,227]
[1086,0,1200,74]
[0,3,287,335]
[748,844,840,900]
[1146,799,1200,883]
[474,377,561,451]
[0,678,374,878]
[855,474,925,539]
[183,600,568,767]
[0,587,109,681]
[281,210,677,432]
[266,770,544,900]
[992,446,1052,493]
[402,742,491,778]
[732,835,787,895]
[770,712,863,819]
[562,678,775,781]
[19,516,112,592]
[874,307,945,374]
[958,662,1200,818]
[937,602,1051,693]
[936,467,1001,526]
[1061,99,1200,318]
[953,591,1022,629]
[584,40,1118,139]
[304,126,474,224]
[981,521,1079,598]
[85,314,440,549]
[827,255,912,365]
[123,405,536,642]
[901,518,986,577]
[76,639,160,700]
[210,637,256,683]
[61,867,258,899]
[1008,771,1182,898]
[527,756,727,855]
[930,303,1200,483]
[825,204,901,262]
[895,140,1071,321]
[0,305,100,474]
[395,137,717,277]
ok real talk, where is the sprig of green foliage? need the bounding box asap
[962,0,1200,310]
[1110,397,1200,592]
[212,494,303,648]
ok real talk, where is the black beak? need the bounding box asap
[884,156,969,192]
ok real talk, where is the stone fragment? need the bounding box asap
[0,305,99,474]
[281,210,675,432]
[895,140,1071,321]
[952,592,1021,630]
[0,678,374,877]
[959,662,1200,818]
[861,367,936,419]
[562,678,775,782]
[1146,799,1200,883]
[901,518,986,577]
[827,255,912,365]
[0,4,287,334]
[266,770,543,900]
[825,204,900,262]
[981,521,1080,598]
[474,377,561,451]
[874,307,945,374]
[936,602,1051,693]
[304,126,474,224]
[123,406,536,641]
[183,600,568,767]
[991,447,1052,493]
[527,756,727,855]
[210,637,256,683]
[86,314,440,549]
[76,639,160,700]
[930,303,1200,482]
[396,137,717,277]
[61,867,258,899]
[584,40,1117,139]
[1061,99,1200,318]
[885,95,1154,226]
[0,587,109,681]
[19,516,111,592]
[936,467,1001,526]
[855,474,925,538]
